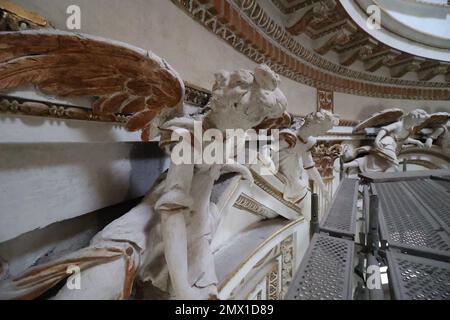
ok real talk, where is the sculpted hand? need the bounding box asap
[222,163,254,185]
[261,156,275,169]
[375,140,383,150]
[425,139,433,149]
[414,140,425,148]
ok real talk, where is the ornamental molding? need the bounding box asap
[280,235,294,298]
[171,0,450,100]
[317,88,334,112]
[240,234,294,300]
[311,141,343,178]
[266,257,282,300]
[270,0,317,14]
[233,193,280,219]
[0,96,129,124]
[238,0,449,87]
[0,83,210,123]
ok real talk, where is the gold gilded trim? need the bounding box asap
[0,0,49,27]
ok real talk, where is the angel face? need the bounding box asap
[228,69,254,90]
[299,110,339,137]
[208,65,288,131]
[212,70,230,93]
[403,109,429,129]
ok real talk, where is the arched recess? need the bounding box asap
[399,146,450,170]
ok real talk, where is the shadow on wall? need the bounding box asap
[126,142,169,200]
[0,198,141,279]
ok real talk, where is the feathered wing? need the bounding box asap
[413,112,450,133]
[353,108,404,133]
[0,30,185,140]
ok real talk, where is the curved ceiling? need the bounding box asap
[341,0,450,61]
[279,0,450,82]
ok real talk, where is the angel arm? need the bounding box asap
[404,137,425,148]
[425,127,445,148]
[220,163,254,185]
[374,128,388,149]
[154,162,195,299]
[302,151,330,202]
[259,144,276,169]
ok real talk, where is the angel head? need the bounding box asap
[298,110,340,137]
[207,65,287,131]
[228,69,254,90]
[212,70,230,93]
[402,109,429,130]
[254,64,280,91]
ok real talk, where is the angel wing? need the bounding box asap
[0,29,185,140]
[254,111,291,131]
[413,112,450,133]
[353,108,404,133]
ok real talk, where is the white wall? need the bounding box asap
[0,138,168,242]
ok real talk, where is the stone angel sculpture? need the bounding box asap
[416,112,450,154]
[0,30,290,300]
[260,110,339,220]
[342,108,430,173]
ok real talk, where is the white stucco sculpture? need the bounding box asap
[0,29,291,300]
[420,113,450,154]
[260,111,339,219]
[150,64,290,300]
[342,108,430,173]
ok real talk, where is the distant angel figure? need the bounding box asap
[260,110,339,220]
[418,112,450,154]
[343,109,430,173]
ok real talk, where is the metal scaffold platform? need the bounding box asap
[286,170,450,300]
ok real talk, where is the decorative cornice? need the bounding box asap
[271,0,318,15]
[317,88,334,112]
[233,0,448,89]
[171,0,450,100]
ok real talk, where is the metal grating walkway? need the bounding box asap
[319,178,359,239]
[402,179,450,233]
[285,233,354,300]
[387,251,450,300]
[374,181,450,262]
